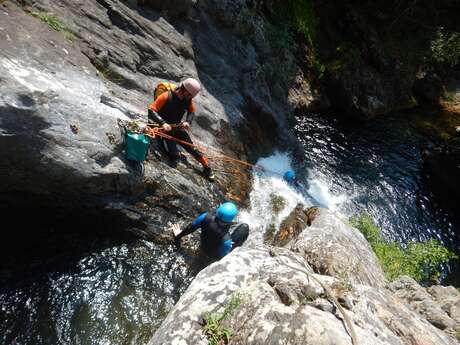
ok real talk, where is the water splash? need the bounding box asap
[305,169,348,212]
[239,152,347,246]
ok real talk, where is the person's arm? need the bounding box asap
[148,92,169,126]
[174,212,208,243]
[185,100,196,124]
[218,238,233,257]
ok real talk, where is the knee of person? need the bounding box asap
[238,223,249,235]
[231,223,249,247]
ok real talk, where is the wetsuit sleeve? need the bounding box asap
[185,100,196,123]
[148,92,169,125]
[176,212,208,239]
[218,239,233,257]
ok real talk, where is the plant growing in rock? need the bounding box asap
[202,293,242,345]
[350,213,457,284]
[269,193,286,215]
[264,223,277,243]
[431,28,460,67]
[335,271,353,293]
[31,11,74,40]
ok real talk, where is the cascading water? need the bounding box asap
[240,111,459,286]
[239,151,348,246]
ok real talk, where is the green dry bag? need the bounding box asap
[126,132,150,162]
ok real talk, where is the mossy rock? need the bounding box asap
[269,204,316,247]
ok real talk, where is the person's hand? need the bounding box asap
[180,121,190,130]
[162,123,172,132]
[170,223,182,246]
[170,223,182,236]
[143,127,155,137]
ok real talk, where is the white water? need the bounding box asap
[238,152,347,246]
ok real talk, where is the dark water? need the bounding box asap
[0,228,205,345]
[294,110,459,283]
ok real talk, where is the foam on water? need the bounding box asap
[239,152,347,246]
[305,169,347,212]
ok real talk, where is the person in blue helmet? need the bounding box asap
[172,202,249,259]
[283,170,296,184]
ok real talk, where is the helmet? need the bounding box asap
[181,78,201,98]
[283,170,296,183]
[216,202,238,222]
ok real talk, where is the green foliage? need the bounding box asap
[264,223,277,243]
[350,213,457,284]
[202,293,242,345]
[31,11,74,40]
[269,193,286,215]
[456,328,460,342]
[288,1,325,78]
[431,28,460,67]
[96,66,124,84]
[263,0,323,79]
[311,54,325,79]
[263,23,297,83]
[203,314,233,345]
[442,91,457,103]
[288,0,317,45]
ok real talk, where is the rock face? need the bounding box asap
[326,61,417,119]
[149,209,459,345]
[269,206,386,289]
[422,136,460,234]
[389,276,460,337]
[0,3,138,199]
[0,0,319,239]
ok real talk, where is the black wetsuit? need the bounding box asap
[176,211,249,258]
[148,91,194,125]
[148,91,204,162]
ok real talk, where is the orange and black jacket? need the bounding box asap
[148,91,196,126]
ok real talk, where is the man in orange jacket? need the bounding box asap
[148,78,214,180]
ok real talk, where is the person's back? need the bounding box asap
[173,202,249,259]
[147,78,214,179]
[199,212,232,258]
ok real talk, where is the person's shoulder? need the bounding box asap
[205,211,214,221]
[154,91,170,106]
[188,99,196,112]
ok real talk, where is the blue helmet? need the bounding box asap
[216,202,238,222]
[283,170,296,183]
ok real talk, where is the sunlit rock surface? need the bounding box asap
[149,209,458,345]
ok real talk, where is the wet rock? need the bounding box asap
[267,204,318,247]
[0,1,242,242]
[138,0,196,18]
[317,7,418,119]
[422,137,460,230]
[0,3,138,198]
[326,63,417,119]
[413,74,445,105]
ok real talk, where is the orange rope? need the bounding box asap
[144,126,281,177]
